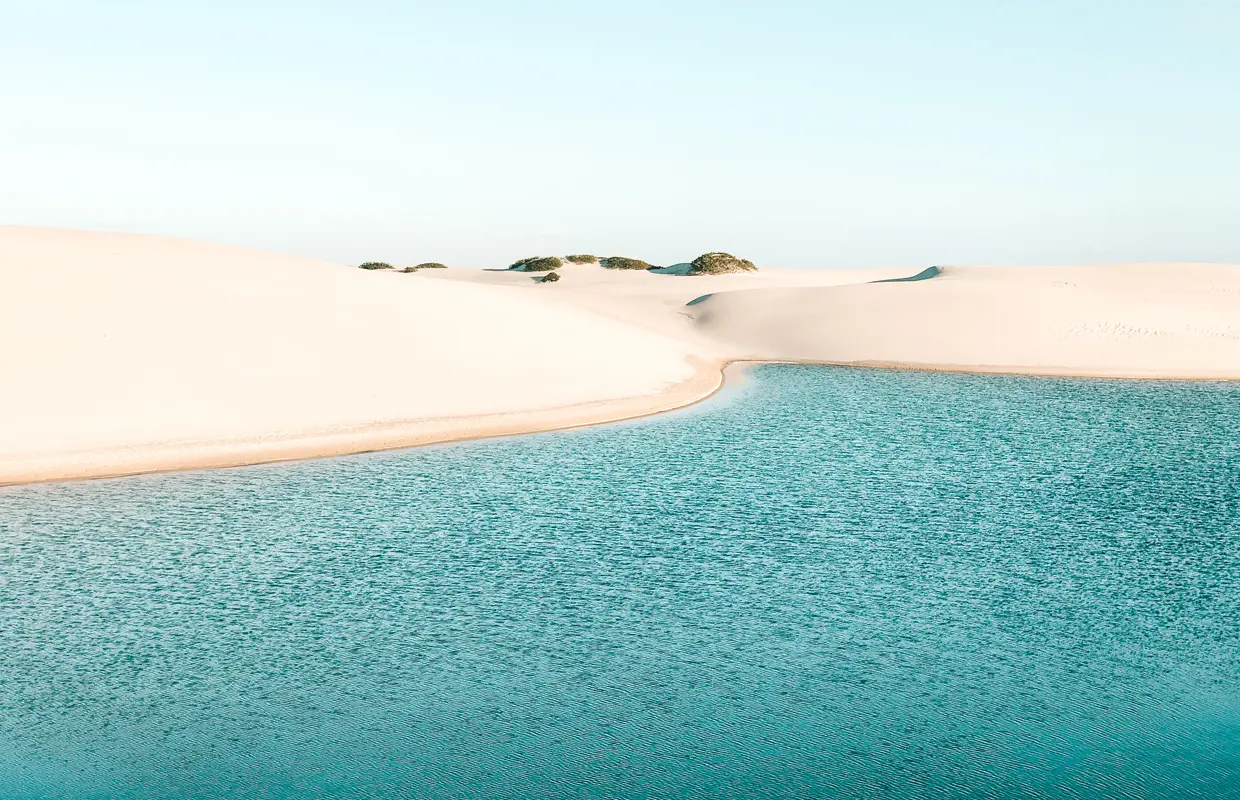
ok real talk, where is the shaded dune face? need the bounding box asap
[871,265,941,283]
[686,264,1240,378]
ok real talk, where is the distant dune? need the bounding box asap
[688,264,1240,378]
[3,226,1239,484]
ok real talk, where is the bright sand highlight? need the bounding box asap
[3,226,1239,484]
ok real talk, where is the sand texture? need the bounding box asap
[687,264,1240,378]
[3,226,1238,484]
[0,228,705,484]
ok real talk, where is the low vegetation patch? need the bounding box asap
[688,252,757,275]
[539,271,561,283]
[565,254,597,264]
[510,256,562,272]
[358,261,394,270]
[414,262,447,270]
[601,256,653,270]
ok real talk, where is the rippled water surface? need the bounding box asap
[2,365,1240,799]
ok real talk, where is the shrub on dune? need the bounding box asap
[565,254,597,264]
[539,271,561,283]
[601,256,653,270]
[358,261,395,270]
[512,256,562,272]
[402,262,447,272]
[688,252,757,275]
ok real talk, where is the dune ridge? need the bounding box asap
[3,226,1239,484]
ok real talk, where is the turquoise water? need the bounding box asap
[2,365,1239,799]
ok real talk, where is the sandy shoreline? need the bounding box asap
[4,226,1240,486]
[5,355,1234,488]
[0,356,726,486]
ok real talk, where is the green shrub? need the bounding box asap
[539,271,561,283]
[516,256,562,272]
[508,256,541,270]
[688,252,757,275]
[602,256,652,270]
[565,254,597,264]
[358,261,394,270]
[414,262,447,270]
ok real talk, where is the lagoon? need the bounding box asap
[2,365,1238,798]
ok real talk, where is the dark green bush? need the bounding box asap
[539,271,561,283]
[414,262,447,270]
[508,256,541,270]
[602,256,653,270]
[517,256,562,272]
[688,252,757,275]
[565,254,597,264]
[358,261,394,270]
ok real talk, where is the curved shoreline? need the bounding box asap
[6,356,1239,488]
[0,357,727,488]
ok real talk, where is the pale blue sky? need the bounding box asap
[2,1,1237,268]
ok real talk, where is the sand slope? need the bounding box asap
[4,228,1239,484]
[421,260,908,348]
[0,228,706,484]
[687,264,1240,378]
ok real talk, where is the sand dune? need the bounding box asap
[421,258,906,347]
[686,264,1240,378]
[0,228,706,484]
[3,226,1238,484]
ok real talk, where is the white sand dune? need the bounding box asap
[0,228,707,484]
[686,264,1240,378]
[3,227,1239,484]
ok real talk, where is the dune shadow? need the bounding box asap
[649,263,694,276]
[871,265,941,283]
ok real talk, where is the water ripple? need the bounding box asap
[1,366,1238,798]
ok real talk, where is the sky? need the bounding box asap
[2,0,1238,269]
